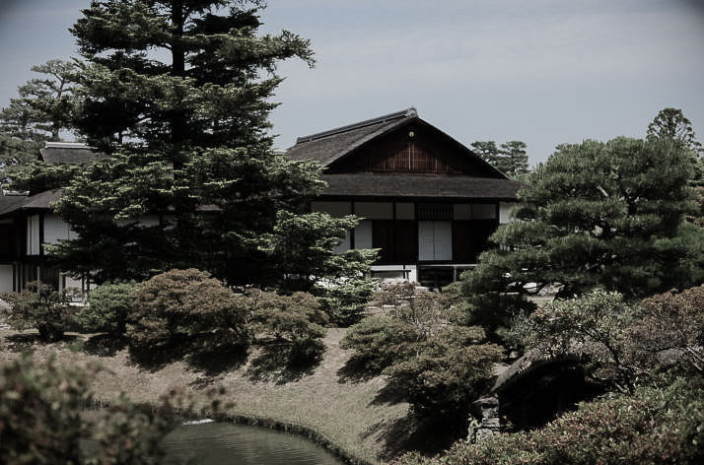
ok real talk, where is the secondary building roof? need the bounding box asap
[40,142,106,165]
[0,194,29,217]
[0,189,62,218]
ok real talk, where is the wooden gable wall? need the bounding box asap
[327,123,500,178]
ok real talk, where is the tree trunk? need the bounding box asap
[170,0,187,168]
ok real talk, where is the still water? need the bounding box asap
[161,422,345,465]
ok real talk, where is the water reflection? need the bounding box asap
[162,422,344,465]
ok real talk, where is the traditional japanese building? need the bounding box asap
[0,108,521,292]
[287,108,521,286]
[0,143,98,293]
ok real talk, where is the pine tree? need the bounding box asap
[498,140,529,177]
[461,137,704,343]
[470,140,500,171]
[0,60,78,185]
[647,107,702,155]
[471,139,529,178]
[31,0,370,287]
[647,108,704,225]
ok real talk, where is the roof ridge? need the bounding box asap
[295,107,417,144]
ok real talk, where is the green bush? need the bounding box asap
[510,290,639,391]
[247,289,328,366]
[315,276,376,327]
[372,281,417,306]
[0,355,180,465]
[127,269,250,352]
[393,379,704,465]
[384,326,502,418]
[511,287,704,392]
[1,282,75,342]
[340,315,420,376]
[637,285,704,375]
[342,289,501,416]
[75,281,136,336]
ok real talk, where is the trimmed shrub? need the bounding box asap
[316,276,376,327]
[637,285,704,375]
[340,315,421,377]
[384,326,502,418]
[343,289,501,416]
[393,379,704,465]
[511,287,704,392]
[75,281,136,336]
[0,356,177,465]
[510,290,640,391]
[0,355,225,465]
[1,282,75,342]
[373,281,417,307]
[127,268,249,352]
[247,289,328,366]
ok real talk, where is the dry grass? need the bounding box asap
[0,328,412,464]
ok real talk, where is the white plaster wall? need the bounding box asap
[311,201,352,217]
[499,202,517,224]
[26,215,40,255]
[354,202,393,220]
[0,265,13,292]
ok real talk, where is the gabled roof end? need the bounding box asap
[295,107,418,145]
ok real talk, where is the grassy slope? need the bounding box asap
[0,328,410,465]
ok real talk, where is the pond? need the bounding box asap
[161,421,345,465]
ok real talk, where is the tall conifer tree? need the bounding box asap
[44,0,375,287]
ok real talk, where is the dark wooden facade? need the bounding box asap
[328,122,501,178]
[287,108,520,284]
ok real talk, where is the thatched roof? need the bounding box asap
[287,108,416,166]
[40,142,106,164]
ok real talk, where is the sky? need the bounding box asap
[0,0,703,165]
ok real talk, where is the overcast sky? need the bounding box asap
[1,0,703,165]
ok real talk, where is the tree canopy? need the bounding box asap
[14,0,371,288]
[461,137,704,342]
[470,140,529,178]
[0,60,78,185]
[647,107,702,155]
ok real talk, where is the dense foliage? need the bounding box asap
[637,286,704,375]
[75,281,136,336]
[0,355,218,465]
[0,60,78,185]
[128,268,250,352]
[342,286,501,418]
[247,289,328,366]
[315,275,376,327]
[461,137,702,343]
[470,140,529,178]
[393,380,704,465]
[647,107,703,155]
[0,282,76,342]
[512,287,704,390]
[7,0,373,289]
